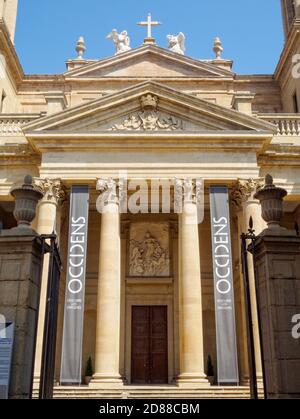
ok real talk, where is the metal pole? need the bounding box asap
[39,234,61,400]
[241,232,258,400]
[39,236,53,399]
[29,236,46,399]
[248,237,268,399]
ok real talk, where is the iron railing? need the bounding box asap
[39,234,62,400]
[240,217,267,400]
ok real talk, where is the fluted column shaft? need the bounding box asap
[242,195,267,381]
[92,179,122,385]
[33,179,64,384]
[232,179,267,382]
[295,0,300,18]
[177,185,207,386]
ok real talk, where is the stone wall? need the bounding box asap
[0,233,43,398]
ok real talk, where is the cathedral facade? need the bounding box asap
[1,1,300,397]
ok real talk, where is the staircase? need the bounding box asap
[33,385,264,399]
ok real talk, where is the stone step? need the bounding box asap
[33,385,264,399]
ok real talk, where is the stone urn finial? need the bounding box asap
[10,175,44,229]
[254,174,287,229]
[76,36,86,60]
[213,37,223,60]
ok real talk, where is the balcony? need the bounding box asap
[258,114,300,136]
[0,115,41,136]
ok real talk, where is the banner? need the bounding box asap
[60,186,89,384]
[0,322,14,399]
[209,186,239,384]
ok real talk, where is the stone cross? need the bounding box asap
[138,13,162,44]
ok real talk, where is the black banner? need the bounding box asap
[209,186,239,385]
[60,186,89,384]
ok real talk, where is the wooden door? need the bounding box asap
[131,306,168,384]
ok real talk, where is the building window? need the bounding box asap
[293,92,299,113]
[0,90,6,113]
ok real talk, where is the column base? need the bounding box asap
[177,373,209,388]
[32,376,40,391]
[257,374,264,389]
[240,375,250,386]
[89,373,124,388]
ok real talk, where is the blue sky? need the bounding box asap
[14,0,284,75]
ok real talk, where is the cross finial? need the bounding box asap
[137,13,162,44]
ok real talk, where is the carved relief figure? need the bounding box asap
[167,32,186,55]
[129,231,170,277]
[130,246,144,275]
[106,29,131,54]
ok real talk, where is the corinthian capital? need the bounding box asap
[34,178,65,205]
[174,178,203,212]
[96,178,119,204]
[231,178,264,211]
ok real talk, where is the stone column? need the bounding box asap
[295,0,300,18]
[91,179,122,386]
[32,179,65,385]
[232,179,266,383]
[120,220,130,381]
[176,179,207,387]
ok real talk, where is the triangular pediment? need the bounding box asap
[24,81,276,136]
[64,45,234,79]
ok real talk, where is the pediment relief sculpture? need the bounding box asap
[111,94,183,131]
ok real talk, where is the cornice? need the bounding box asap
[25,131,272,155]
[0,143,40,164]
[235,75,275,82]
[274,19,300,82]
[258,151,300,167]
[63,44,235,79]
[0,19,24,88]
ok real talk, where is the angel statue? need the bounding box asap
[167,32,186,55]
[106,29,131,55]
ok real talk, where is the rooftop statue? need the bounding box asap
[167,32,186,55]
[106,29,131,54]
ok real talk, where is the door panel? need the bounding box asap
[131,306,168,384]
[131,306,150,384]
[149,306,168,384]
